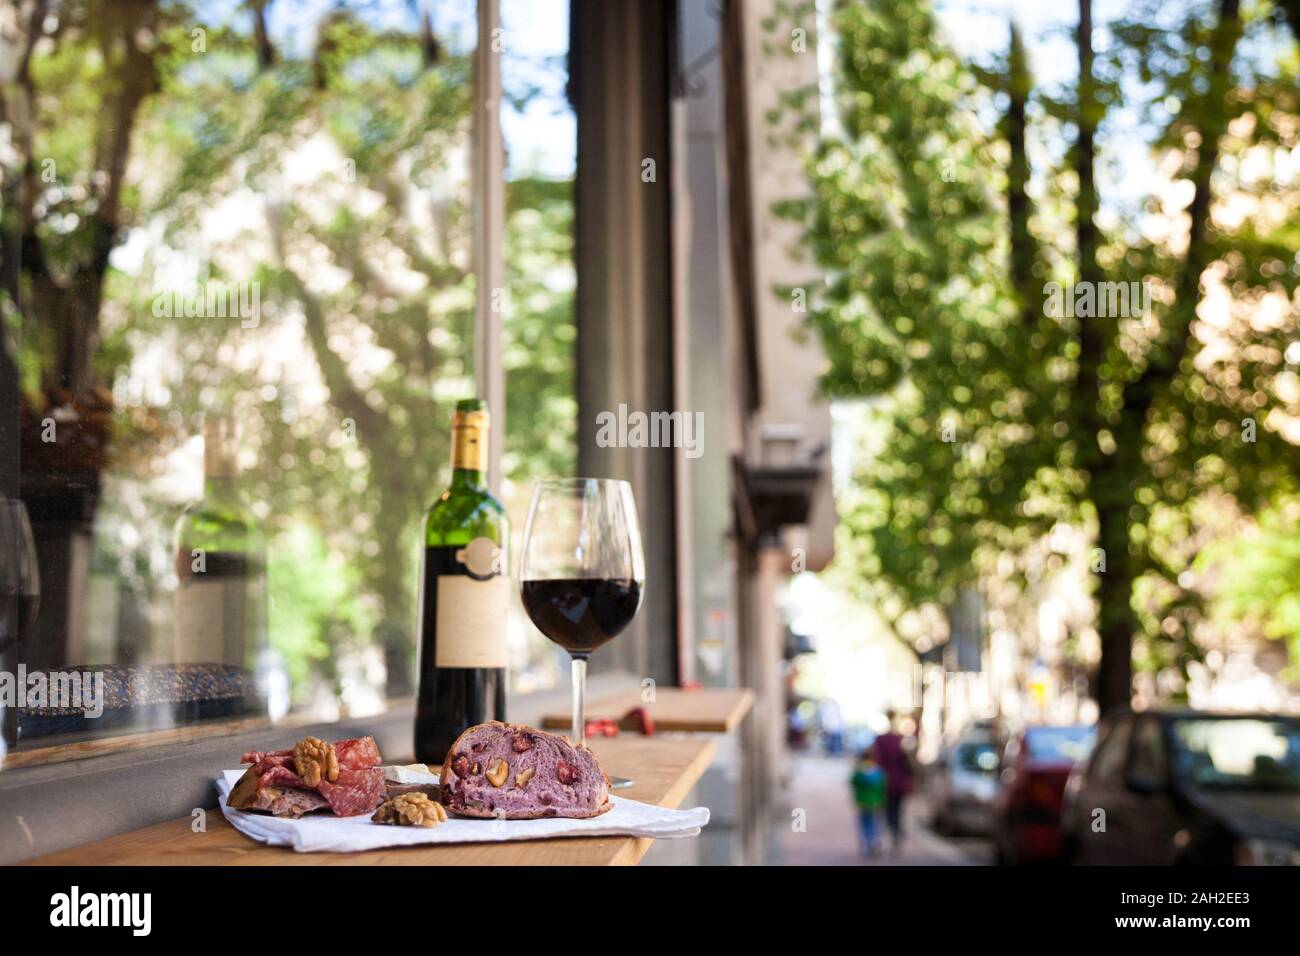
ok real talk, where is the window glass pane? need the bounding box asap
[1024,725,1095,763]
[5,0,487,756]
[499,0,575,696]
[955,741,1000,775]
[1171,718,1300,792]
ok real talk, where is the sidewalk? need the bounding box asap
[776,753,992,866]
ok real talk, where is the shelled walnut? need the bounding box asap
[293,736,340,787]
[485,758,510,788]
[372,793,449,828]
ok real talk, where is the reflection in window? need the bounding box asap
[2,0,574,755]
[1171,718,1300,792]
[956,741,999,774]
[1024,725,1095,763]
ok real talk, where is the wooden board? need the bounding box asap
[541,687,755,735]
[23,735,716,867]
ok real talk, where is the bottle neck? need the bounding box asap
[450,412,489,489]
[204,473,240,505]
[450,467,487,492]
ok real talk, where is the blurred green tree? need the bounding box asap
[1198,502,1300,680]
[1,0,162,396]
[780,0,1300,709]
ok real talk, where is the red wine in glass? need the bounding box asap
[520,578,642,656]
[520,479,645,789]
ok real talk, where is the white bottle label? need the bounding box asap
[174,577,246,665]
[435,574,509,668]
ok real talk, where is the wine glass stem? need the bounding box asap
[571,655,587,748]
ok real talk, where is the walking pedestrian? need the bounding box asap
[870,709,916,856]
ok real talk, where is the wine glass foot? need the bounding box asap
[609,774,634,790]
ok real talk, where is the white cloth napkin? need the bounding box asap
[216,768,710,853]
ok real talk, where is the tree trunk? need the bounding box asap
[250,0,277,71]
[1006,20,1034,317]
[1280,0,1300,45]
[1093,474,1136,713]
[1096,0,1241,711]
[1073,0,1135,713]
[17,0,157,397]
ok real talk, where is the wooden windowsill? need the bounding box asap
[540,686,756,735]
[2,707,340,771]
[24,735,716,866]
[0,671,645,864]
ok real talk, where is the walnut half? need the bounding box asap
[372,793,449,828]
[293,736,340,787]
[486,758,509,788]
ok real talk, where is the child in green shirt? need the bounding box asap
[850,751,886,857]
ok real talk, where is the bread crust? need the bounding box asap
[439,721,613,819]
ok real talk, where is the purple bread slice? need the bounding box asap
[440,721,612,819]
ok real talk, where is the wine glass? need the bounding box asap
[0,499,40,763]
[520,479,644,789]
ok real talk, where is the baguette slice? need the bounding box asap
[440,721,612,819]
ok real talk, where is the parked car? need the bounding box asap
[930,728,1002,836]
[1061,711,1300,865]
[992,724,1095,864]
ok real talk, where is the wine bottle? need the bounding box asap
[173,417,267,673]
[414,399,510,764]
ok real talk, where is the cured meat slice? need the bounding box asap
[228,735,385,818]
[259,764,309,789]
[334,736,382,770]
[265,788,331,817]
[241,747,290,765]
[242,753,295,775]
[231,780,330,818]
[317,767,387,816]
[240,735,381,770]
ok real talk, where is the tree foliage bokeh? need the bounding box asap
[2,0,575,706]
[774,0,1300,707]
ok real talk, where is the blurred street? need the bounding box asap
[778,753,993,866]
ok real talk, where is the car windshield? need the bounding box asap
[1171,718,1300,793]
[956,741,1000,774]
[1024,726,1095,763]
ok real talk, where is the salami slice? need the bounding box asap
[230,735,385,818]
[244,753,295,776]
[241,747,291,765]
[317,767,386,816]
[242,736,380,770]
[259,764,310,789]
[334,736,382,770]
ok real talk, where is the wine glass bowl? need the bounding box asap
[520,479,644,774]
[520,577,643,657]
